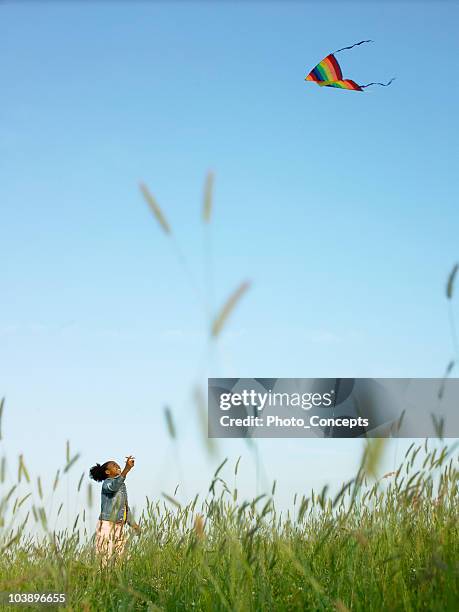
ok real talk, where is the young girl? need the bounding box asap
[89,455,141,567]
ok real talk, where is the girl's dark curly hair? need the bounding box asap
[89,461,113,482]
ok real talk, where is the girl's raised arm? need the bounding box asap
[103,456,135,492]
[121,455,135,477]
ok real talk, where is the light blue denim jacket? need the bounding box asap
[99,475,135,525]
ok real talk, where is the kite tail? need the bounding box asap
[360,77,396,89]
[334,40,373,54]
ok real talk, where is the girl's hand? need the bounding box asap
[121,455,135,477]
[132,523,141,536]
[124,455,135,471]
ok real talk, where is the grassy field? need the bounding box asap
[0,439,458,611]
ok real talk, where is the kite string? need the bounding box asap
[334,40,373,54]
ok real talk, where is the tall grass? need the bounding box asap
[1,182,458,610]
[0,439,457,611]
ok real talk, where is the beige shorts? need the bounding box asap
[95,519,127,567]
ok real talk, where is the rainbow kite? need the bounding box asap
[305,40,394,92]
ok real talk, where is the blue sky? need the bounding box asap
[1,1,458,532]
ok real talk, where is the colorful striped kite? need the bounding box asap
[305,40,394,92]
